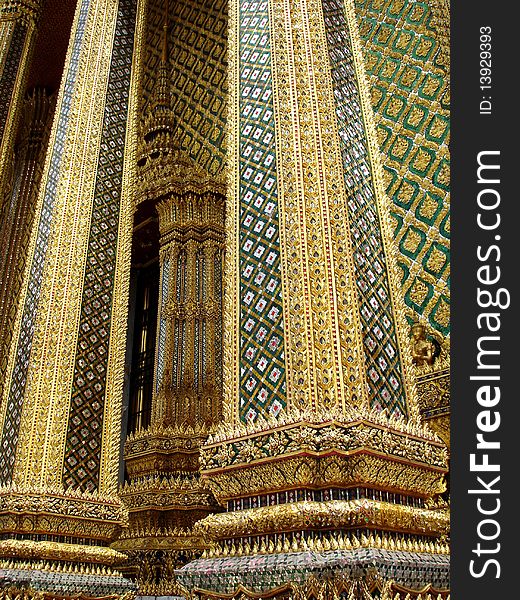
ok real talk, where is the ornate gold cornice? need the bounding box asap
[114,527,207,552]
[124,423,213,477]
[120,473,218,512]
[206,405,441,446]
[202,408,446,469]
[203,455,445,502]
[137,148,226,202]
[199,409,447,502]
[202,531,450,560]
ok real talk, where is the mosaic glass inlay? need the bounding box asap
[354,0,450,336]
[143,0,227,176]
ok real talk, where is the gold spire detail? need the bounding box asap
[138,0,175,165]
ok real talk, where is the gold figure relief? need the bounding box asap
[411,322,438,367]
[409,321,450,447]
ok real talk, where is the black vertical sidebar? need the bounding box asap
[452,1,517,597]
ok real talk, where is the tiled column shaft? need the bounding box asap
[0,0,142,555]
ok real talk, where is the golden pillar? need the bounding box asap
[116,19,226,594]
[0,0,144,596]
[0,0,42,206]
[177,0,449,596]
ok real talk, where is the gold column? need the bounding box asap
[0,0,43,383]
[177,0,449,594]
[0,0,42,221]
[0,0,144,595]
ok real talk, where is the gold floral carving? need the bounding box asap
[204,455,445,502]
[199,407,447,503]
[115,528,207,552]
[138,147,226,203]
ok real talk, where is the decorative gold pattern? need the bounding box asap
[354,0,450,336]
[269,0,368,415]
[201,531,450,560]
[0,484,126,542]
[0,0,42,188]
[0,540,126,565]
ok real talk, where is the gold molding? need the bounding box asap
[195,499,449,541]
[0,539,126,565]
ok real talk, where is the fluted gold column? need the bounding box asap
[0,0,143,595]
[177,0,449,594]
[0,0,42,221]
[155,189,225,429]
[0,87,55,399]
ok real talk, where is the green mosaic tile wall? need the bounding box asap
[354,0,450,337]
[143,0,227,177]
